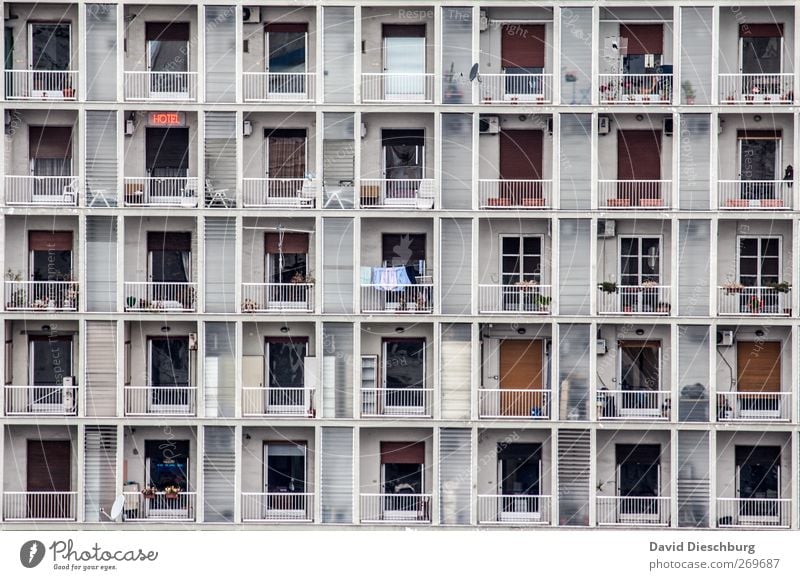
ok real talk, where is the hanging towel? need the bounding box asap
[395,265,412,287]
[361,266,372,285]
[403,265,417,285]
[372,267,399,291]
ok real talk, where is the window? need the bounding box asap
[265,233,309,283]
[619,237,661,286]
[146,22,189,95]
[29,335,73,410]
[620,24,664,74]
[740,25,782,75]
[29,126,72,177]
[265,24,308,95]
[501,236,542,285]
[381,130,425,198]
[147,232,191,283]
[738,237,779,288]
[145,128,189,178]
[145,439,190,491]
[266,338,307,390]
[380,442,425,516]
[264,128,307,186]
[29,23,70,71]
[738,131,781,199]
[264,442,307,493]
[616,341,662,417]
[616,444,661,516]
[381,233,426,277]
[498,443,542,498]
[383,338,425,409]
[148,337,190,410]
[29,231,72,282]
[735,446,781,522]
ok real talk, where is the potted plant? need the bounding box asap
[681,80,696,105]
[141,486,157,500]
[722,281,744,295]
[126,295,138,309]
[241,298,258,313]
[62,83,75,98]
[748,295,763,313]
[768,281,791,293]
[163,485,181,500]
[598,281,618,293]
[532,293,552,311]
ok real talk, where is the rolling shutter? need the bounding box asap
[85,321,117,417]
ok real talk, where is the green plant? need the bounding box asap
[533,294,552,308]
[598,281,618,293]
[769,281,791,293]
[126,295,138,308]
[5,268,22,282]
[681,80,695,101]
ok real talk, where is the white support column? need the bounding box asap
[590,111,598,210]
[196,426,205,523]
[115,424,124,520]
[0,311,5,419]
[352,425,360,524]
[78,213,87,311]
[233,424,242,523]
[672,6,680,106]
[197,5,206,104]
[670,429,678,527]
[470,217,478,317]
[116,5,125,102]
[197,215,206,314]
[794,111,800,211]
[434,6,442,105]
[710,114,719,211]
[116,109,124,204]
[589,215,598,317]
[78,107,87,205]
[471,6,479,106]
[670,217,679,319]
[792,323,799,425]
[235,110,244,208]
[794,8,800,107]
[314,214,322,318]
[470,111,479,211]
[590,5,599,106]
[352,215,362,315]
[313,426,322,523]
[434,111,442,210]
[670,323,679,423]
[469,425,478,526]
[234,320,242,419]
[235,4,244,104]
[0,425,4,519]
[431,427,440,525]
[197,111,206,207]
[708,320,717,424]
[588,427,597,527]
[353,110,362,208]
[116,318,125,419]
[470,322,479,421]
[552,7,561,105]
[709,427,717,527]
[672,113,680,211]
[116,215,125,314]
[550,427,558,526]
[792,430,799,529]
[709,218,718,318]
[76,424,85,522]
[78,4,87,101]
[552,114,561,211]
[551,321,560,421]
[588,321,597,422]
[315,4,323,105]
[710,6,720,105]
[353,6,362,104]
[353,320,362,420]
[432,322,440,421]
[794,219,800,324]
[196,320,205,418]
[234,213,243,314]
[433,215,441,316]
[78,318,87,419]
[315,110,324,208]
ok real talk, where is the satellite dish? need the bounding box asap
[109,495,125,520]
[468,63,480,82]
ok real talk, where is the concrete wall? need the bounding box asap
[358,428,433,494]
[123,5,199,72]
[242,113,317,179]
[241,427,315,493]
[478,114,554,181]
[360,113,435,179]
[598,114,674,180]
[241,217,316,284]
[122,426,197,490]
[716,220,792,284]
[596,219,672,285]
[5,4,80,71]
[123,215,198,283]
[476,428,552,495]
[360,7,435,75]
[477,218,551,285]
[242,7,317,74]
[718,7,795,75]
[716,431,791,498]
[3,426,77,492]
[596,430,672,497]
[122,111,198,176]
[4,216,80,279]
[717,114,794,180]
[596,324,672,392]
[5,110,79,176]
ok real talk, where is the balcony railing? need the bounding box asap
[3,491,77,521]
[241,493,314,522]
[598,180,671,209]
[478,388,551,419]
[241,283,314,313]
[598,73,673,104]
[361,284,433,313]
[124,386,197,416]
[4,69,78,100]
[360,493,431,523]
[717,286,791,316]
[478,284,552,314]
[243,72,315,102]
[361,73,435,103]
[5,176,79,206]
[124,282,197,312]
[597,389,671,420]
[5,281,79,311]
[718,74,794,104]
[4,385,78,416]
[597,285,671,315]
[479,73,553,104]
[718,180,791,209]
[242,387,315,417]
[478,180,552,209]
[359,179,436,209]
[122,492,197,521]
[477,495,552,524]
[717,498,790,528]
[361,387,432,417]
[124,71,198,101]
[596,496,671,526]
[242,178,317,208]
[123,177,199,207]
[716,392,791,422]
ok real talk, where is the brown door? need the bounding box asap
[499,339,544,416]
[617,130,661,203]
[501,25,545,69]
[737,341,781,392]
[27,440,71,519]
[499,130,544,204]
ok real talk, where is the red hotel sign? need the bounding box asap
[147,112,185,127]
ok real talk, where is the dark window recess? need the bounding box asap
[382,129,425,185]
[616,444,661,505]
[30,336,72,385]
[30,23,70,71]
[498,443,542,497]
[145,22,190,42]
[145,128,189,177]
[29,231,73,281]
[381,233,426,277]
[266,339,307,389]
[383,338,425,392]
[145,439,190,490]
[382,24,425,38]
[501,24,545,70]
[149,338,190,387]
[147,232,191,283]
[265,442,307,493]
[264,128,307,179]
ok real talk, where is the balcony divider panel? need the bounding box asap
[83,426,117,522]
[203,426,235,523]
[323,113,355,208]
[440,324,471,420]
[441,113,472,209]
[320,427,354,524]
[678,114,711,210]
[441,8,472,105]
[85,216,117,311]
[204,112,237,205]
[439,428,472,525]
[86,5,118,101]
[85,321,117,417]
[85,111,118,207]
[205,6,236,103]
[680,7,713,105]
[323,7,355,103]
[560,8,592,105]
[559,114,591,210]
[322,322,354,419]
[558,323,590,421]
[322,218,354,314]
[678,325,710,422]
[677,219,711,316]
[440,218,471,315]
[558,218,591,315]
[204,217,236,313]
[677,430,710,527]
[204,322,235,418]
[557,429,591,526]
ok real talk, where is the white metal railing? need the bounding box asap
[243,72,315,102]
[4,69,78,100]
[360,493,432,523]
[717,498,790,528]
[122,491,196,521]
[479,73,553,104]
[5,281,79,311]
[242,387,315,417]
[361,73,434,103]
[598,180,671,209]
[359,178,436,208]
[597,390,671,420]
[478,180,552,209]
[124,71,198,101]
[241,493,314,522]
[716,392,791,422]
[241,283,314,313]
[597,496,671,526]
[478,388,551,419]
[718,180,791,209]
[598,73,673,104]
[477,495,552,524]
[124,386,197,416]
[597,285,671,315]
[124,282,196,312]
[718,74,794,104]
[123,177,199,207]
[242,178,318,208]
[717,286,791,316]
[361,387,432,417]
[360,284,433,313]
[3,491,77,521]
[478,284,552,314]
[5,175,79,206]
[4,385,78,416]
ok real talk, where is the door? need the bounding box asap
[736,341,782,417]
[148,337,191,412]
[145,439,191,516]
[735,445,780,522]
[380,442,425,519]
[382,25,426,100]
[146,22,190,96]
[739,24,783,96]
[501,24,545,97]
[499,339,544,416]
[145,128,190,204]
[265,338,307,412]
[28,23,71,96]
[382,338,426,412]
[27,440,71,519]
[616,444,661,518]
[499,130,544,203]
[500,236,544,311]
[29,335,73,412]
[29,126,73,201]
[265,128,307,198]
[498,443,542,519]
[382,129,425,200]
[263,442,307,515]
[265,24,308,97]
[617,341,661,416]
[619,236,661,312]
[382,233,426,277]
[738,132,781,199]
[737,237,781,313]
[265,232,309,306]
[147,232,192,307]
[617,130,662,203]
[29,231,73,283]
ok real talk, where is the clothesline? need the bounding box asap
[361,266,418,291]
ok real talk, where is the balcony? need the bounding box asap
[716,498,790,528]
[361,388,432,418]
[241,387,316,418]
[242,179,318,208]
[4,70,78,101]
[717,286,791,316]
[360,493,431,523]
[478,180,552,209]
[479,74,553,105]
[2,491,77,521]
[719,74,794,105]
[5,281,79,311]
[123,71,198,102]
[121,492,197,522]
[718,180,791,210]
[241,283,314,313]
[597,390,671,421]
[243,72,316,103]
[596,496,671,526]
[241,493,314,522]
[123,177,200,207]
[359,179,436,209]
[477,495,552,525]
[598,74,673,104]
[124,386,197,416]
[478,284,552,314]
[4,386,78,416]
[598,180,672,209]
[716,392,791,422]
[361,73,435,103]
[597,284,671,315]
[4,176,79,206]
[360,284,433,314]
[478,388,551,420]
[124,282,197,312]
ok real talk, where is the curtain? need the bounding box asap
[268,137,306,178]
[180,250,191,282]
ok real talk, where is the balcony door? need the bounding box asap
[499,130,544,203]
[619,236,661,312]
[501,24,545,99]
[146,22,190,98]
[620,24,663,74]
[381,129,425,201]
[265,24,308,98]
[263,442,307,516]
[264,128,307,197]
[617,341,661,417]
[265,337,307,412]
[615,444,661,520]
[737,236,781,313]
[499,339,545,417]
[382,25,425,100]
[265,232,309,306]
[382,233,426,278]
[735,445,781,523]
[29,126,73,202]
[498,443,542,520]
[147,337,191,412]
[29,231,72,283]
[29,335,73,413]
[617,130,662,204]
[145,128,190,205]
[26,440,71,519]
[28,23,71,97]
[738,131,781,200]
[736,341,781,418]
[740,24,783,78]
[380,442,425,519]
[145,439,191,517]
[382,338,425,413]
[147,232,192,307]
[500,235,543,310]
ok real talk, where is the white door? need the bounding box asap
[383,36,425,100]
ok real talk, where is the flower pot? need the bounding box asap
[165,492,179,500]
[639,198,663,207]
[607,198,631,207]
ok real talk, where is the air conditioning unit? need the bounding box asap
[597,219,616,238]
[125,119,135,136]
[596,339,608,354]
[242,6,260,23]
[189,333,198,350]
[479,116,500,134]
[479,10,489,31]
[663,117,674,137]
[717,330,734,346]
[598,116,611,135]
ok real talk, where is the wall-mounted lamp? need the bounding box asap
[160,326,170,333]
[243,120,253,137]
[395,327,405,334]
[753,115,762,122]
[755,329,765,337]
[280,326,290,334]
[41,325,51,332]
[635,328,645,336]
[635,114,644,122]
[517,327,526,335]
[245,433,252,440]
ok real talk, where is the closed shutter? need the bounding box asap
[737,341,781,392]
[85,321,117,417]
[440,219,471,315]
[557,429,591,526]
[145,22,190,41]
[203,426,235,522]
[85,111,118,206]
[147,231,191,251]
[740,24,784,38]
[28,440,71,491]
[84,426,117,522]
[265,23,308,33]
[680,8,712,105]
[86,5,117,101]
[677,431,709,527]
[29,231,72,250]
[322,218,354,314]
[205,322,235,418]
[320,427,354,523]
[204,112,237,201]
[265,232,309,254]
[500,129,543,180]
[85,216,117,312]
[380,442,424,464]
[619,24,663,55]
[382,24,425,38]
[558,219,591,315]
[29,126,72,158]
[205,7,236,103]
[440,324,471,420]
[439,428,472,525]
[617,130,661,180]
[204,217,235,313]
[502,24,545,68]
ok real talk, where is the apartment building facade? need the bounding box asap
[0,0,799,529]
